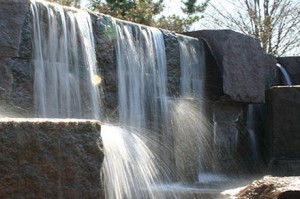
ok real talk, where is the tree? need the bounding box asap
[89,0,209,32]
[156,0,209,32]
[45,0,209,32]
[203,0,300,56]
[46,0,81,8]
[88,0,164,26]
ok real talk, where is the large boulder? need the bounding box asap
[185,30,277,103]
[0,118,104,198]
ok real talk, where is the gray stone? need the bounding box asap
[0,118,104,198]
[185,30,277,103]
[278,57,300,85]
[0,0,31,57]
[266,86,300,159]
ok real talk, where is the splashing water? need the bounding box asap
[102,125,177,199]
[31,1,212,198]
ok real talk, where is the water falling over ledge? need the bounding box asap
[0,0,268,198]
[31,0,102,119]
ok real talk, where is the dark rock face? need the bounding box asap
[267,86,300,175]
[0,119,104,198]
[0,58,34,117]
[278,57,300,85]
[185,30,277,103]
[91,13,117,116]
[212,102,247,173]
[0,0,31,58]
[234,176,300,199]
[162,30,181,96]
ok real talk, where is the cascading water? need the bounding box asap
[31,0,101,119]
[31,0,215,198]
[101,21,176,199]
[114,22,169,132]
[171,36,212,182]
[31,1,175,198]
[276,63,293,86]
[178,35,205,98]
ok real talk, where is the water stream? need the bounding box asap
[30,0,233,198]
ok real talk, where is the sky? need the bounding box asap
[80,0,234,14]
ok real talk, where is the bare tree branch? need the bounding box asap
[202,0,300,56]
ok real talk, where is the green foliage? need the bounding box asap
[181,0,209,14]
[156,0,209,32]
[89,0,164,26]
[46,0,209,32]
[46,0,81,7]
[155,15,201,32]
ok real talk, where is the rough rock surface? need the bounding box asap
[0,118,104,198]
[162,30,181,96]
[91,13,118,118]
[0,58,34,117]
[234,176,300,199]
[212,102,248,174]
[0,0,31,58]
[278,57,300,85]
[185,30,277,103]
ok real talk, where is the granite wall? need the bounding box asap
[0,119,104,198]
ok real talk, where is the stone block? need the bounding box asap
[185,30,277,103]
[267,86,300,159]
[0,0,31,58]
[0,118,104,198]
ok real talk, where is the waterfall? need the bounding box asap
[171,36,212,182]
[31,0,212,198]
[114,22,169,132]
[276,63,293,86]
[101,21,176,199]
[31,0,102,119]
[178,35,205,98]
